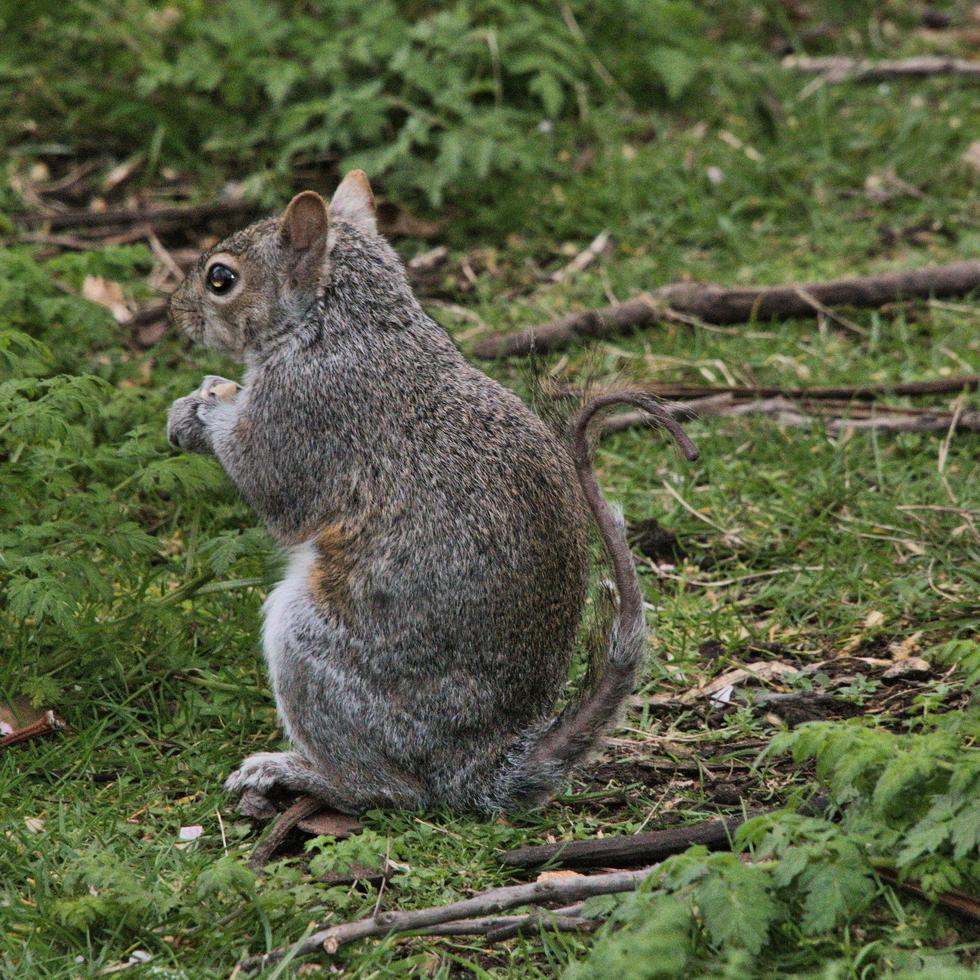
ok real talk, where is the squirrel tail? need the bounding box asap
[496,393,699,810]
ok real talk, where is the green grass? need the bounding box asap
[2,2,979,976]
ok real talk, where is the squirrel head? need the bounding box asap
[169,170,377,357]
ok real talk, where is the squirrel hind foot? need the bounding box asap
[225,750,371,815]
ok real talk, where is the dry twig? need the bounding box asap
[784,55,980,82]
[472,262,980,358]
[22,199,257,232]
[237,865,657,972]
[0,710,67,749]
[551,231,612,283]
[622,376,978,402]
[598,395,979,439]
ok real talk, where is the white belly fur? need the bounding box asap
[261,540,317,732]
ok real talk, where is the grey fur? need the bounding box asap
[167,177,693,814]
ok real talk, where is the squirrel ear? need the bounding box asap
[330,170,377,235]
[281,191,329,251]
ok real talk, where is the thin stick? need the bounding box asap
[660,480,739,540]
[21,199,257,232]
[602,399,980,439]
[784,55,980,82]
[0,710,67,749]
[415,903,597,941]
[472,262,980,358]
[937,395,966,473]
[624,376,978,402]
[794,286,867,336]
[828,411,979,437]
[236,865,658,973]
[649,563,824,589]
[551,230,612,283]
[876,867,980,923]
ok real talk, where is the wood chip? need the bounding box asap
[882,657,931,680]
[296,810,363,838]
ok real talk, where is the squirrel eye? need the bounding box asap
[206,263,238,294]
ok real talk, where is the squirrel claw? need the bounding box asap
[225,751,291,797]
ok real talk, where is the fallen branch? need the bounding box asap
[500,797,832,871]
[237,865,657,973]
[418,902,599,941]
[21,199,257,232]
[500,814,755,871]
[616,375,979,403]
[600,397,980,438]
[472,261,980,358]
[827,411,980,436]
[784,55,980,82]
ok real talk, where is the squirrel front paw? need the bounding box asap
[166,392,213,453]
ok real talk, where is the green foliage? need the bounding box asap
[742,816,877,934]
[572,719,979,975]
[196,855,257,899]
[565,893,694,979]
[54,850,178,932]
[570,836,868,974]
[929,639,980,695]
[767,717,980,897]
[0,0,750,205]
[0,246,272,698]
[307,829,394,876]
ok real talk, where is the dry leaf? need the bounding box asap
[680,661,797,703]
[842,611,887,653]
[863,610,886,630]
[24,816,45,833]
[709,684,735,706]
[882,657,931,680]
[82,276,132,323]
[1,703,67,748]
[888,632,923,660]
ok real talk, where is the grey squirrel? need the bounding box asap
[167,171,698,815]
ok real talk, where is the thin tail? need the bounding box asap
[525,393,699,785]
